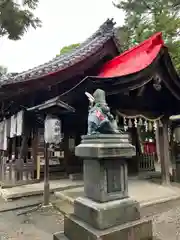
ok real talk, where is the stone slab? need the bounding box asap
[0,179,84,200]
[63,215,153,240]
[75,144,136,158]
[83,159,128,202]
[75,134,136,159]
[74,196,140,230]
[56,179,180,204]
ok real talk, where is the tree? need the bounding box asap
[0,0,41,40]
[0,65,7,76]
[114,0,180,73]
[58,43,81,56]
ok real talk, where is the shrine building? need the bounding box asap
[0,19,179,186]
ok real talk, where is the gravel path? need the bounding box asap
[0,204,180,239]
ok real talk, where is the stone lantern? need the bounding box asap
[53,89,153,240]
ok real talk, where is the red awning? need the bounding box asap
[98,32,164,78]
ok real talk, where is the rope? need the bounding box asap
[116,110,164,122]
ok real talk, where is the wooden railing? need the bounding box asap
[138,153,156,172]
[0,157,39,188]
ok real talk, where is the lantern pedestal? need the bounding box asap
[54,134,153,240]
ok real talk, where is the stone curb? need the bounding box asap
[140,194,180,208]
[54,192,74,205]
[140,195,180,217]
[0,200,42,213]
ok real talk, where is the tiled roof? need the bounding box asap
[0,19,116,86]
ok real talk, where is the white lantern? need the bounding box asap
[44,115,61,144]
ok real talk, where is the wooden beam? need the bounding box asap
[137,85,146,97]
[157,118,170,185]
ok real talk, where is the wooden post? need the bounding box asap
[64,133,71,175]
[157,118,170,185]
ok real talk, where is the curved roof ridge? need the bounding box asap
[1,18,116,85]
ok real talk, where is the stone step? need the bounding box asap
[54,190,180,218]
[62,215,152,240]
[0,180,84,200]
[53,199,74,216]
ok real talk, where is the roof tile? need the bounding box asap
[0,19,116,86]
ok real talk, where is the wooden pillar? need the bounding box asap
[64,133,71,175]
[32,126,39,179]
[19,122,30,167]
[157,118,170,185]
[7,138,12,160]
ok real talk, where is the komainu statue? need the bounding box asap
[85,89,121,135]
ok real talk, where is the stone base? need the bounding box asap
[74,196,140,230]
[54,215,152,240]
[53,232,68,240]
[83,159,128,202]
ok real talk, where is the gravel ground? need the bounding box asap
[153,207,180,240]
[0,206,64,240]
[0,204,180,239]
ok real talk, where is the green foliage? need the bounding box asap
[0,0,41,40]
[114,0,180,73]
[58,43,81,56]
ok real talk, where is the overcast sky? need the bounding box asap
[0,0,125,72]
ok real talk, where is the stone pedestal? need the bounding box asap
[53,134,153,240]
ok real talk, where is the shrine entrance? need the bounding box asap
[78,32,180,184]
[116,111,160,174]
